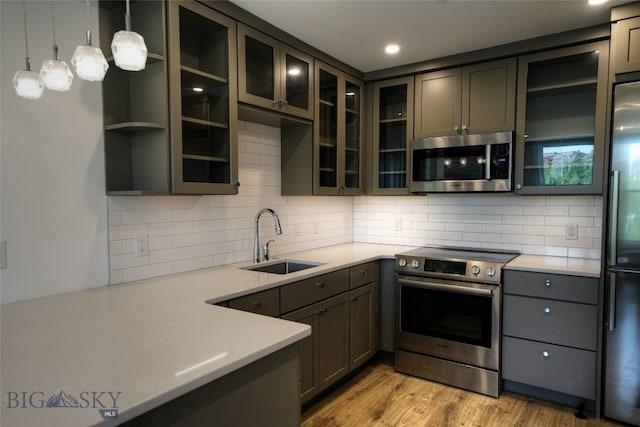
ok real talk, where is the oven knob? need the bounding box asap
[486,266,496,277]
[471,265,480,276]
[398,258,407,268]
[411,260,420,269]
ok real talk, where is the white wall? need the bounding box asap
[354,194,603,259]
[0,1,109,303]
[108,121,354,284]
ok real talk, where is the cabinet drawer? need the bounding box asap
[228,288,280,317]
[503,270,598,304]
[280,269,349,313]
[503,295,597,350]
[502,336,595,399]
[349,262,376,289]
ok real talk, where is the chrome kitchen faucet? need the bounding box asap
[253,208,282,263]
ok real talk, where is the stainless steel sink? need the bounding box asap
[242,260,325,275]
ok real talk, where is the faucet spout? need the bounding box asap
[253,208,282,263]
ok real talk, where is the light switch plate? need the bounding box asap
[0,240,6,269]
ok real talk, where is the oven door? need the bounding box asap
[396,275,501,370]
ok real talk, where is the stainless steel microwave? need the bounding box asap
[409,131,513,193]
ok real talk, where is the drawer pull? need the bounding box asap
[316,282,325,288]
[542,350,550,358]
[545,279,551,287]
[351,296,358,303]
[360,269,368,275]
[544,306,551,314]
[315,308,327,315]
[253,301,262,308]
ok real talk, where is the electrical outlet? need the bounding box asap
[0,240,6,269]
[395,217,403,231]
[134,236,148,256]
[565,223,578,240]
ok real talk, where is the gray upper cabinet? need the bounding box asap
[315,61,365,195]
[100,0,169,194]
[371,77,414,195]
[167,1,239,195]
[611,3,640,75]
[238,23,314,120]
[414,58,516,138]
[514,41,609,195]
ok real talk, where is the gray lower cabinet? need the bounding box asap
[502,270,599,400]
[281,292,350,404]
[228,287,280,317]
[349,262,379,371]
[221,262,379,405]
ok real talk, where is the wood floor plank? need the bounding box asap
[302,361,626,427]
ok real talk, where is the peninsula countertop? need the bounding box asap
[0,243,411,427]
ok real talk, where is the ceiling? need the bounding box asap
[229,0,625,73]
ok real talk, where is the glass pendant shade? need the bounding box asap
[13,69,45,100]
[71,44,108,82]
[111,30,147,71]
[40,59,73,91]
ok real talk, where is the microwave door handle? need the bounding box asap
[485,145,491,179]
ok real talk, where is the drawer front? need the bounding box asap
[502,336,595,399]
[349,262,377,289]
[503,295,597,350]
[281,269,349,313]
[503,270,598,304]
[228,288,280,317]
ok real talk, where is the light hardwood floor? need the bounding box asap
[302,361,626,427]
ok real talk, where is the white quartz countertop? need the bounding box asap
[505,254,601,278]
[0,243,412,427]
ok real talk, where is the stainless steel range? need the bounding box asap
[395,246,519,397]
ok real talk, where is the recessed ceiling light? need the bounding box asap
[385,44,400,55]
[588,0,608,5]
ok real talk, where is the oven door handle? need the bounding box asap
[398,278,493,297]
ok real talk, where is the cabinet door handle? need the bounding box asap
[461,124,468,132]
[515,184,522,190]
[316,282,325,288]
[253,301,262,308]
[544,306,551,314]
[360,269,367,276]
[454,125,460,133]
[545,279,551,287]
[351,296,358,302]
[542,350,550,358]
[281,99,288,106]
[315,308,327,315]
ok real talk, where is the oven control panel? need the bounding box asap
[395,256,504,284]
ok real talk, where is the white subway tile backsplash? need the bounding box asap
[108,123,604,284]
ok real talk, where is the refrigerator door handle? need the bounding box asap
[607,270,617,332]
[608,170,620,267]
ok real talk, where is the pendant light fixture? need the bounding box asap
[13,0,44,100]
[40,1,73,92]
[71,0,108,82]
[110,0,147,71]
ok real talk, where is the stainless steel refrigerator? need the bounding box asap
[605,80,640,425]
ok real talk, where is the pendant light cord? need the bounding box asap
[84,0,92,45]
[21,0,31,70]
[50,0,58,59]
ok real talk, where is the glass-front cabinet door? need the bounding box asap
[372,77,414,194]
[514,41,608,195]
[167,0,238,194]
[315,62,363,195]
[238,24,314,120]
